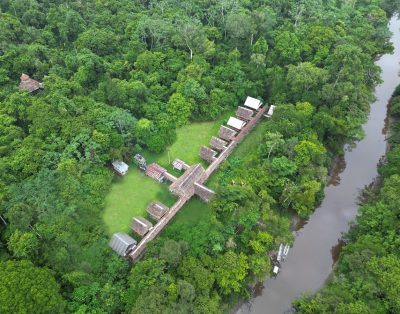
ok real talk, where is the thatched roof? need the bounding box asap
[169,164,207,198]
[218,125,237,141]
[210,136,228,151]
[199,146,217,163]
[236,106,254,120]
[194,183,215,202]
[131,217,153,236]
[19,73,43,93]
[147,201,169,220]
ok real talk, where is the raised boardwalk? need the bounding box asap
[128,104,268,262]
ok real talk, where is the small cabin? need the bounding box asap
[109,232,137,257]
[172,159,190,171]
[243,96,262,110]
[131,217,153,237]
[210,136,228,151]
[147,201,169,220]
[218,125,237,141]
[227,117,246,130]
[134,154,147,170]
[145,163,167,182]
[266,105,276,118]
[112,160,129,175]
[236,106,254,121]
[19,73,44,94]
[199,146,218,163]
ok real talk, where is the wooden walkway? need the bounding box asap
[128,105,267,262]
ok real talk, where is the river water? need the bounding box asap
[238,15,400,314]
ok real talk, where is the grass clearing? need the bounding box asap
[103,112,268,236]
[103,113,230,235]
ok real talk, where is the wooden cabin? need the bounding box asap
[236,106,254,121]
[145,163,167,182]
[199,146,218,163]
[109,232,137,257]
[172,159,190,171]
[218,125,237,141]
[147,201,169,220]
[131,217,153,237]
[210,136,228,151]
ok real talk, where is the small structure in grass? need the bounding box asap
[210,136,228,151]
[112,160,129,175]
[109,232,137,257]
[172,159,190,171]
[134,154,147,170]
[266,105,276,118]
[243,96,262,110]
[147,201,169,220]
[19,73,44,94]
[131,217,153,236]
[199,146,218,163]
[227,117,246,130]
[218,125,237,141]
[236,106,254,120]
[145,163,167,182]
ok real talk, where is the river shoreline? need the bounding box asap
[236,15,400,314]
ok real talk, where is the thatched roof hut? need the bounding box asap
[199,146,217,163]
[109,232,137,257]
[19,73,44,93]
[210,136,228,151]
[169,164,207,198]
[147,201,169,220]
[218,125,237,141]
[131,217,153,236]
[236,106,254,120]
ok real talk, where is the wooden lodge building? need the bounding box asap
[131,217,153,237]
[145,163,167,182]
[147,201,169,220]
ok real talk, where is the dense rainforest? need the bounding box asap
[294,85,400,313]
[0,0,399,313]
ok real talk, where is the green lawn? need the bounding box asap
[103,112,268,236]
[103,115,229,235]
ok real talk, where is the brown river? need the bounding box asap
[238,15,400,314]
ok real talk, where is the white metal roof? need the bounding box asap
[112,160,129,173]
[227,117,246,130]
[243,96,262,110]
[266,105,276,117]
[109,232,136,256]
